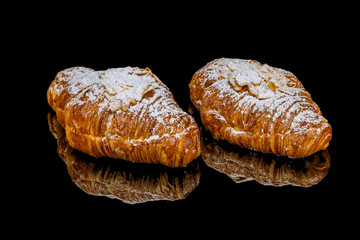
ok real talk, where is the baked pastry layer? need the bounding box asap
[48,113,200,204]
[48,66,201,167]
[189,58,332,158]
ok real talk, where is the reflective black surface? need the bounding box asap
[48,111,332,205]
[201,129,330,187]
[21,24,350,234]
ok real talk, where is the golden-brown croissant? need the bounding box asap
[48,66,201,167]
[189,58,332,158]
[48,113,200,204]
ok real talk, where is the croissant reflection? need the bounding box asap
[201,130,330,187]
[48,113,200,204]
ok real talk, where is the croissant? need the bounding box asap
[189,58,332,158]
[47,66,201,167]
[48,113,200,204]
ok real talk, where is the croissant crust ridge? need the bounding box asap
[48,66,201,167]
[189,58,332,158]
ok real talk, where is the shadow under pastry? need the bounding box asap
[201,129,330,187]
[48,113,200,204]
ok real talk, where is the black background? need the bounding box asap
[10,4,355,237]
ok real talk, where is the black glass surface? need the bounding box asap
[21,28,349,234]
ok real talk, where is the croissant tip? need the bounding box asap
[287,124,332,159]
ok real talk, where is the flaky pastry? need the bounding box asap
[189,58,332,158]
[48,66,201,167]
[48,113,200,204]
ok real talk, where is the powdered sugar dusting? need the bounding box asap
[51,66,195,143]
[205,58,297,100]
[198,58,328,135]
[64,67,156,112]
